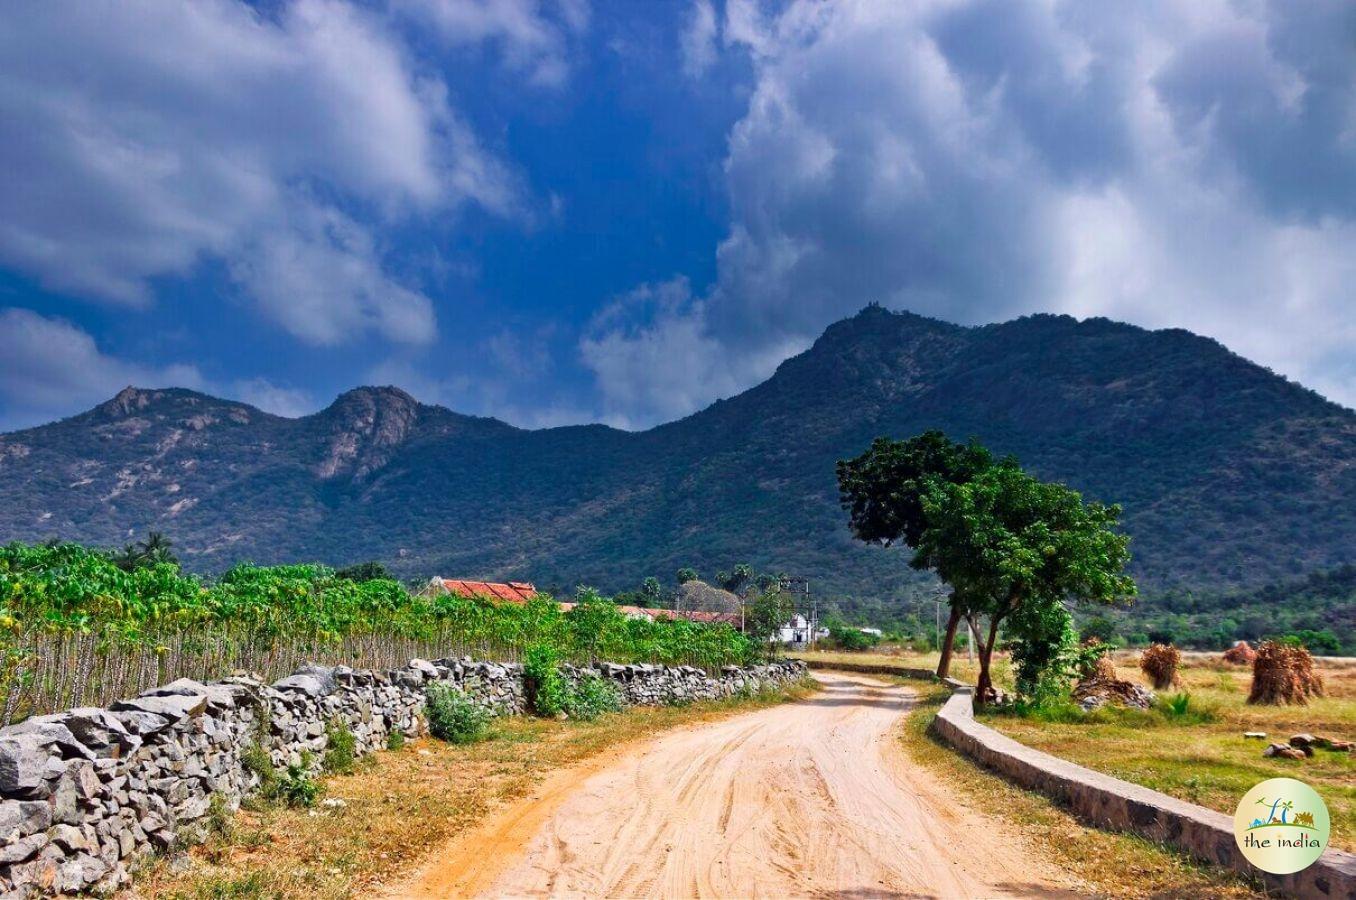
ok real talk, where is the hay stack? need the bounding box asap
[1140,643,1180,690]
[1223,640,1257,665]
[1248,641,1325,706]
[1090,654,1118,680]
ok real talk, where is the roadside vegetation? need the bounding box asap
[979,651,1356,851]
[0,541,759,723]
[797,642,1354,852]
[899,683,1262,899]
[137,679,817,900]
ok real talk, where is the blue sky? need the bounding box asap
[1,0,1354,432]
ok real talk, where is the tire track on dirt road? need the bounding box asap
[386,672,1085,899]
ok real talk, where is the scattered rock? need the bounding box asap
[1263,743,1307,760]
[1073,673,1154,711]
[1243,731,1267,739]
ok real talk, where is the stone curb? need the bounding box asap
[930,686,1356,899]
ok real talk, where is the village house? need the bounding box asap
[423,577,742,628]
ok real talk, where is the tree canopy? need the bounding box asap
[836,431,997,550]
[839,432,1135,700]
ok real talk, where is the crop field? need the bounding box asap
[0,542,754,725]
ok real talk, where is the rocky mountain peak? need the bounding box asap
[97,386,160,418]
[314,386,423,480]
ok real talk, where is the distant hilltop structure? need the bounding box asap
[422,576,742,628]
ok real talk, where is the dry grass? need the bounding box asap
[132,682,816,900]
[899,683,1262,899]
[980,653,1356,851]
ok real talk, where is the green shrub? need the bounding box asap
[206,792,234,840]
[239,742,276,794]
[261,753,322,807]
[566,674,622,721]
[523,645,570,717]
[322,718,357,774]
[829,626,879,652]
[1154,691,1217,724]
[276,753,322,808]
[1008,599,1078,700]
[385,730,406,751]
[426,683,490,744]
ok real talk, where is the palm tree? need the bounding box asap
[141,532,174,560]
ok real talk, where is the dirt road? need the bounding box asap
[388,672,1081,899]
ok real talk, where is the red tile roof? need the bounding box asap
[557,602,742,628]
[436,579,538,603]
[429,579,741,628]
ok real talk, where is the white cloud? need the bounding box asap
[228,378,317,418]
[589,0,1356,420]
[0,309,319,430]
[0,309,202,429]
[0,0,526,345]
[680,0,719,78]
[392,0,589,87]
[365,321,569,426]
[580,277,804,427]
[229,204,436,346]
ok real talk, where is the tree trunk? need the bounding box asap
[974,615,1002,705]
[935,605,962,679]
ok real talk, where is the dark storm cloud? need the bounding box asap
[584,0,1356,426]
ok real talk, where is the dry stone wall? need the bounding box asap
[0,657,805,897]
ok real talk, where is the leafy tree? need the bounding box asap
[755,572,783,591]
[335,561,391,582]
[744,586,794,659]
[836,431,997,677]
[1080,615,1118,644]
[111,531,178,571]
[914,465,1135,703]
[676,567,699,584]
[1007,597,1077,702]
[640,576,663,605]
[716,564,756,597]
[1282,629,1342,655]
[565,587,627,661]
[1147,626,1176,645]
[829,624,879,652]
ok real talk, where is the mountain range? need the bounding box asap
[1,306,1352,628]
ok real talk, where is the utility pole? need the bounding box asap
[779,576,811,649]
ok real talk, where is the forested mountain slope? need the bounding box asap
[2,307,1352,620]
